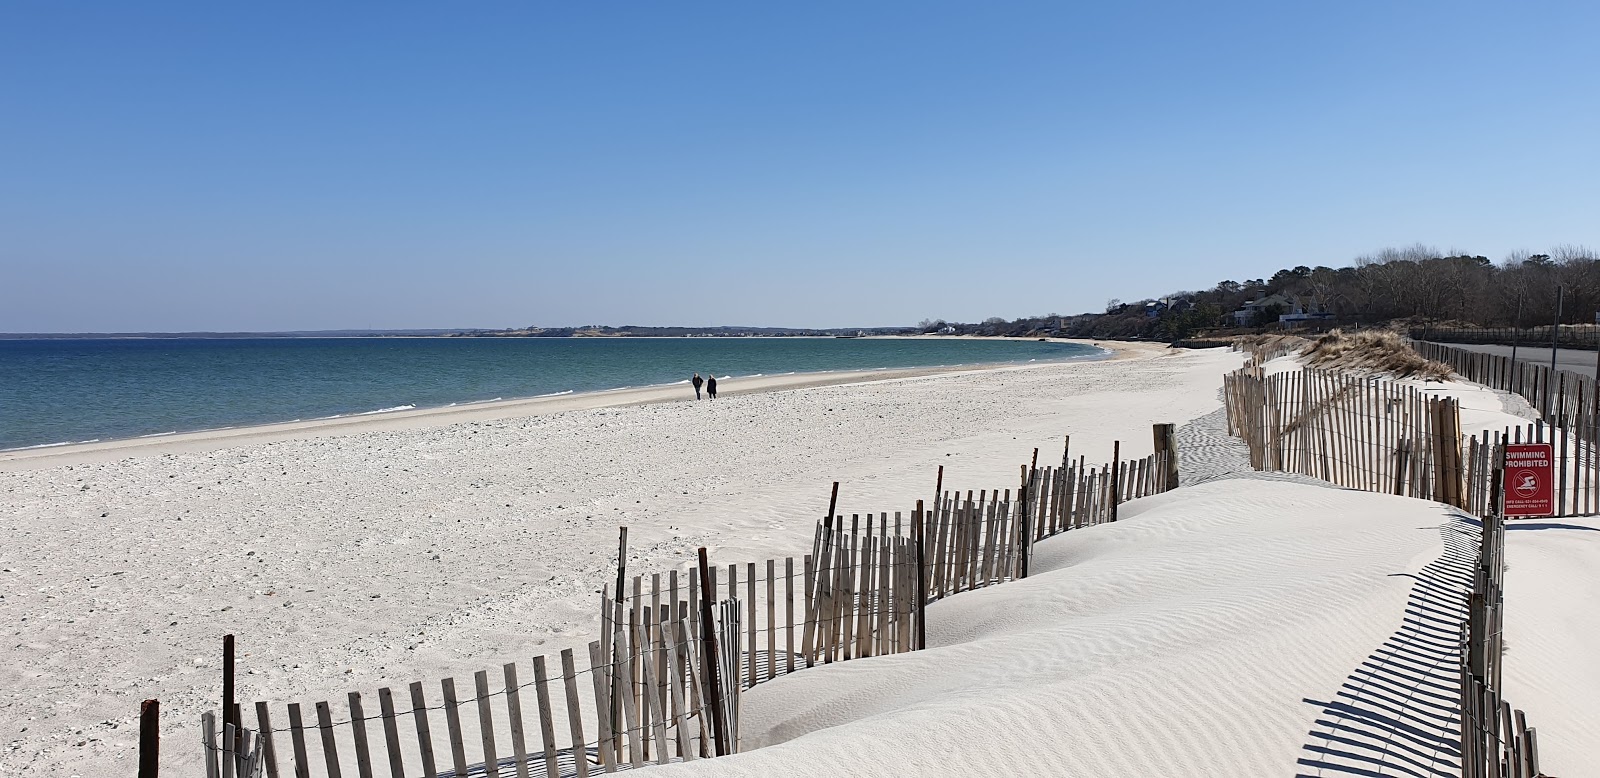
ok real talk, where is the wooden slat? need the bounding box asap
[586,641,617,774]
[560,649,590,778]
[377,688,405,778]
[853,537,874,658]
[672,616,711,757]
[254,702,280,778]
[662,617,694,761]
[629,573,643,760]
[766,558,777,682]
[222,722,236,778]
[785,557,796,674]
[637,621,671,765]
[839,533,857,659]
[408,682,439,778]
[287,704,311,778]
[532,656,561,778]
[931,495,951,596]
[204,711,221,778]
[899,537,914,651]
[314,701,343,778]
[614,630,644,768]
[439,679,468,778]
[242,728,259,778]
[472,671,500,778]
[348,692,375,778]
[503,663,531,778]
[746,561,757,684]
[651,574,667,731]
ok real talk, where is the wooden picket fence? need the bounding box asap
[1222,366,1468,508]
[1415,339,1600,518]
[201,588,744,778]
[1459,507,1545,778]
[200,711,268,778]
[197,432,1181,778]
[602,433,1180,678]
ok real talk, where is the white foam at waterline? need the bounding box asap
[6,438,103,451]
[356,405,417,416]
[536,390,575,398]
[138,431,179,438]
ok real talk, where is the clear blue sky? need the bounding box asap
[3,2,1597,332]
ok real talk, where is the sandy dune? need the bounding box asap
[645,477,1475,777]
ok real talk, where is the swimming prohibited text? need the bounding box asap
[1502,443,1554,517]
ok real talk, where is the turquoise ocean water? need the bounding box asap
[0,337,1101,451]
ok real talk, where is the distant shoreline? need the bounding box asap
[0,338,1147,470]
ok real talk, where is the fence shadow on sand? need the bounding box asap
[1296,510,1477,778]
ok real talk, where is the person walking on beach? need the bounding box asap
[706,373,718,400]
[692,372,704,400]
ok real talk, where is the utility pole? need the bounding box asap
[1552,285,1564,373]
[1510,292,1523,364]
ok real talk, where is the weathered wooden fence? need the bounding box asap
[200,710,268,778]
[1416,339,1600,517]
[1222,365,1467,507]
[198,433,1181,777]
[202,592,743,778]
[602,436,1180,676]
[1459,503,1544,777]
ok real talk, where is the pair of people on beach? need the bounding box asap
[691,372,718,400]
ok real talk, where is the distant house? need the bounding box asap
[1230,293,1334,326]
[1231,293,1296,326]
[1145,295,1195,319]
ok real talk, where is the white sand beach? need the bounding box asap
[0,341,1208,776]
[3,342,1595,778]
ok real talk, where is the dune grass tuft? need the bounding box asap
[1300,329,1453,380]
[1233,330,1453,380]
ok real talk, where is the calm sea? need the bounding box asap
[0,337,1101,450]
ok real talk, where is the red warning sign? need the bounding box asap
[1503,443,1554,517]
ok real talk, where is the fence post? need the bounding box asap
[1108,441,1121,521]
[695,548,729,757]
[1152,423,1178,491]
[610,527,628,756]
[1019,449,1037,578]
[139,699,159,778]
[1434,398,1465,509]
[221,634,235,753]
[913,500,927,650]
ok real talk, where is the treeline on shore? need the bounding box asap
[922,243,1600,342]
[451,325,919,338]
